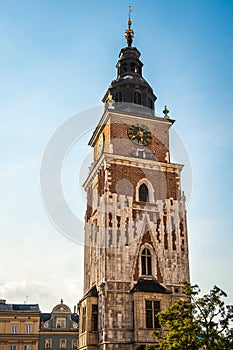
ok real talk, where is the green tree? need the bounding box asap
[146,283,233,350]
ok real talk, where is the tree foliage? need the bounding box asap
[146,282,233,350]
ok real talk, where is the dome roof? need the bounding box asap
[52,299,71,314]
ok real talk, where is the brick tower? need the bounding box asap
[78,15,190,350]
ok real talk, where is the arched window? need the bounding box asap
[141,248,152,275]
[139,184,149,202]
[134,91,141,105]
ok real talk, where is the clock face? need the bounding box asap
[97,133,104,158]
[128,123,152,146]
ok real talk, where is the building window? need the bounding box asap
[45,339,52,349]
[24,346,30,350]
[82,306,86,333]
[72,340,78,349]
[137,150,145,158]
[134,91,141,105]
[130,62,136,72]
[115,91,122,102]
[145,300,161,329]
[139,183,149,202]
[10,346,17,350]
[148,97,153,109]
[25,324,32,334]
[56,317,66,328]
[11,324,18,333]
[60,339,66,349]
[121,62,128,73]
[91,304,98,331]
[141,248,152,276]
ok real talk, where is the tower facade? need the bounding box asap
[79,18,190,350]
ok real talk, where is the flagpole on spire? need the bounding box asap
[124,6,134,47]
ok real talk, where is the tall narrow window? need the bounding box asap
[82,306,86,333]
[60,339,66,349]
[45,339,52,349]
[145,300,161,329]
[25,324,32,334]
[10,346,17,350]
[139,184,149,202]
[141,248,152,275]
[11,324,18,334]
[24,346,30,350]
[115,91,122,102]
[91,304,98,331]
[134,91,141,105]
[122,62,128,73]
[130,62,136,72]
[72,340,78,349]
[148,97,153,109]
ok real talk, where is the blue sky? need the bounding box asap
[0,0,233,311]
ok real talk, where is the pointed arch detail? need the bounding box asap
[135,178,155,203]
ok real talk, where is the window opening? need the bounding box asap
[82,306,86,333]
[134,91,141,105]
[145,300,161,329]
[91,304,98,331]
[139,184,149,202]
[130,62,136,72]
[141,248,152,275]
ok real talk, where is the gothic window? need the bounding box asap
[91,304,98,331]
[115,91,122,102]
[82,306,86,333]
[141,248,152,276]
[139,184,149,202]
[130,62,136,72]
[134,91,141,105]
[145,300,161,329]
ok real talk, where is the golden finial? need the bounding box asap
[163,106,170,119]
[124,6,134,47]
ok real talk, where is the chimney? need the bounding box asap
[0,299,6,304]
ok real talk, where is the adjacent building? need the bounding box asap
[39,299,78,350]
[0,299,40,350]
[0,299,78,350]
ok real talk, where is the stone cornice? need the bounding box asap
[83,153,183,190]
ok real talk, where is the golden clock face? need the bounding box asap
[128,123,152,146]
[97,133,104,158]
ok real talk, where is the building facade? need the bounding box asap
[0,299,40,350]
[79,16,190,350]
[39,300,78,350]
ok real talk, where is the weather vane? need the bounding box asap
[125,6,134,46]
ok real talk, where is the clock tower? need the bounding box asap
[78,16,190,350]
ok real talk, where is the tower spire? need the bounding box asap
[124,6,134,46]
